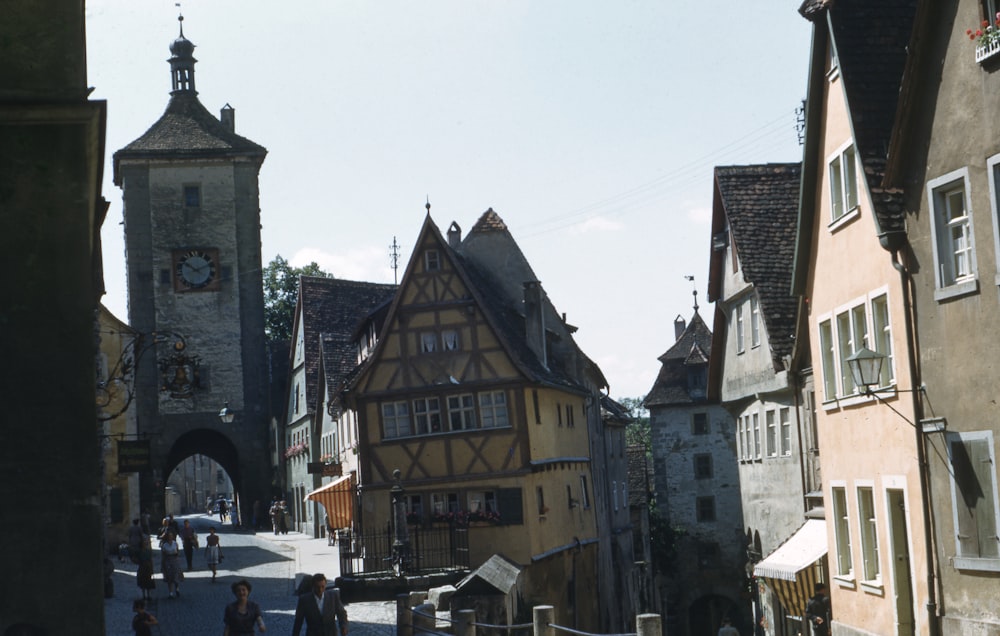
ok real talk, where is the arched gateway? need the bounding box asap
[112,16,272,524]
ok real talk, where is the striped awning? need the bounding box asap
[753,519,828,617]
[305,474,354,529]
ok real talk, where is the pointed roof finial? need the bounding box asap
[425,196,431,216]
[176,3,184,36]
[684,275,699,313]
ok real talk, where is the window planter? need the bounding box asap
[977,38,1000,63]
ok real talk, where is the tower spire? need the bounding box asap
[168,7,197,95]
[685,275,699,313]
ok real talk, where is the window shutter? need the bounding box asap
[951,438,999,557]
[497,488,523,525]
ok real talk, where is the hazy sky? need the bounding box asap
[86,1,812,400]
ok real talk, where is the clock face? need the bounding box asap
[173,249,218,291]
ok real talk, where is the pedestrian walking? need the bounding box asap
[180,519,197,570]
[160,530,182,598]
[219,499,229,524]
[136,535,156,600]
[292,573,348,636]
[269,499,280,535]
[131,599,158,636]
[280,500,291,534]
[205,526,223,582]
[805,582,831,636]
[717,618,739,636]
[223,578,266,635]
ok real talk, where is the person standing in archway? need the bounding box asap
[180,519,197,570]
[205,526,223,582]
[159,530,182,598]
[219,499,229,524]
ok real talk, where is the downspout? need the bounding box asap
[891,247,940,636]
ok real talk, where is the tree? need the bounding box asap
[262,255,332,342]
[618,396,650,455]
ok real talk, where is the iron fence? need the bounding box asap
[339,523,470,575]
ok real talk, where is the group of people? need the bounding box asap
[126,514,226,603]
[715,582,830,636]
[269,498,291,535]
[216,573,347,636]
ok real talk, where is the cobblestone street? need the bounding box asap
[103,514,397,636]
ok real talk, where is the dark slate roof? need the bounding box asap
[298,277,396,412]
[643,311,712,408]
[626,445,652,507]
[113,93,266,182]
[714,164,801,366]
[600,395,632,427]
[809,0,916,242]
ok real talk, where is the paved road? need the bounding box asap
[104,514,397,636]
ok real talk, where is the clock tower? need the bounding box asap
[112,17,270,522]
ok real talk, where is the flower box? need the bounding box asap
[977,38,1000,63]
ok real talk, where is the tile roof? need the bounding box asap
[297,277,396,412]
[713,164,801,366]
[626,446,652,507]
[644,311,712,407]
[113,93,266,181]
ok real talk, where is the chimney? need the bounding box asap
[220,103,235,133]
[447,221,462,248]
[674,315,686,342]
[523,281,547,369]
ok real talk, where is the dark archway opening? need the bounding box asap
[689,593,745,636]
[161,430,243,525]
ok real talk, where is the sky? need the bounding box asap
[86,1,812,401]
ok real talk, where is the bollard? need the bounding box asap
[414,602,436,636]
[397,594,412,636]
[534,605,555,636]
[455,609,476,636]
[636,613,662,636]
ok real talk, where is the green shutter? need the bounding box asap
[951,438,1000,558]
[497,488,523,525]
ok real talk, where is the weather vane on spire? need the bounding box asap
[176,3,184,35]
[684,275,699,313]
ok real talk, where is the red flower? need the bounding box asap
[977,29,984,37]
[983,20,990,27]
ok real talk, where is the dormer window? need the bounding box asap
[829,144,859,224]
[425,250,440,271]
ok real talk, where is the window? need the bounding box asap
[752,412,761,459]
[565,404,575,428]
[621,481,628,510]
[948,432,1000,561]
[537,486,547,515]
[532,391,540,424]
[817,292,892,401]
[829,144,859,222]
[928,168,977,297]
[694,454,713,479]
[556,403,563,427]
[424,249,440,271]
[832,486,854,577]
[447,394,476,430]
[405,494,424,519]
[183,184,201,207]
[413,397,441,434]
[766,410,777,458]
[420,333,437,353]
[431,492,459,515]
[750,296,761,348]
[697,542,720,568]
[442,329,459,351]
[857,486,880,582]
[696,496,716,522]
[468,491,497,515]
[579,475,591,509]
[870,294,894,387]
[819,320,837,401]
[382,401,411,438]
[692,412,709,435]
[779,407,792,456]
[612,480,619,511]
[735,303,745,353]
[479,391,508,428]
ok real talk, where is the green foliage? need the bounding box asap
[618,395,650,455]
[262,255,332,342]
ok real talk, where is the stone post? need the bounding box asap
[455,609,476,636]
[397,593,412,636]
[534,605,555,636]
[636,613,662,636]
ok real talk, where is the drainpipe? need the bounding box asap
[891,248,940,636]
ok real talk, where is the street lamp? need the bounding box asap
[218,402,236,424]
[845,347,884,390]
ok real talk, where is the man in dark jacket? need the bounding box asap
[293,573,349,636]
[805,582,831,635]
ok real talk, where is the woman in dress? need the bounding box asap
[205,526,223,582]
[223,578,266,635]
[159,530,182,598]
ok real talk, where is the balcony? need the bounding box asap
[977,38,1000,64]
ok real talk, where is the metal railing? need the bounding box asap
[339,524,470,575]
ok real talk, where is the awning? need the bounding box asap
[753,519,828,617]
[305,474,354,529]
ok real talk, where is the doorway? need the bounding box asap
[886,489,915,636]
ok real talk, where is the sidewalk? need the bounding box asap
[256,530,398,636]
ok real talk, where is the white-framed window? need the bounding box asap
[447,394,476,431]
[832,484,854,578]
[765,410,777,458]
[857,485,880,582]
[779,407,792,456]
[468,491,497,515]
[738,415,748,460]
[752,412,761,459]
[413,397,442,434]
[750,296,761,348]
[817,290,894,401]
[424,249,440,271]
[948,431,1000,563]
[928,168,978,299]
[442,329,460,351]
[829,143,859,223]
[987,153,1000,287]
[420,333,437,353]
[382,401,411,438]
[735,303,745,353]
[479,391,508,428]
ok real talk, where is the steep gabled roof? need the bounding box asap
[644,311,712,408]
[710,164,801,368]
[296,277,395,413]
[113,93,266,182]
